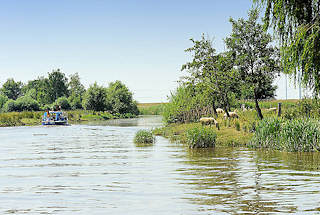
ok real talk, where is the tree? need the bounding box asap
[254,0,320,95]
[106,80,139,115]
[182,35,238,117]
[225,9,280,119]
[1,78,23,100]
[68,73,85,109]
[82,82,107,111]
[23,77,51,105]
[0,93,8,110]
[47,69,69,103]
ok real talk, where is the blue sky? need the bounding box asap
[0,0,301,102]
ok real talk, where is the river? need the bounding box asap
[0,116,320,214]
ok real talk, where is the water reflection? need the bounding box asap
[179,147,320,214]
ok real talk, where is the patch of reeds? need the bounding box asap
[251,117,320,152]
[186,126,216,148]
[134,129,155,145]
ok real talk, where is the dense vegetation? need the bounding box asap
[134,130,155,145]
[0,70,139,117]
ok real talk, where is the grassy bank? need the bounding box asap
[0,110,137,127]
[154,99,320,151]
[137,103,166,115]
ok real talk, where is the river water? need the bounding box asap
[1,116,320,214]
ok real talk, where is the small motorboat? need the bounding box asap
[42,111,69,125]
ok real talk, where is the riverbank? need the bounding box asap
[0,110,137,127]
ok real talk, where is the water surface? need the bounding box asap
[1,116,320,214]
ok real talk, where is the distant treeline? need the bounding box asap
[0,69,138,115]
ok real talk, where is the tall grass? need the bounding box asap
[186,126,217,148]
[251,117,320,152]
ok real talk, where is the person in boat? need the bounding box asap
[44,109,50,118]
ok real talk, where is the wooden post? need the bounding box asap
[278,103,282,117]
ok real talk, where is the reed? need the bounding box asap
[134,129,155,144]
[186,126,216,148]
[251,117,320,152]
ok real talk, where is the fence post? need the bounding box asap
[278,103,282,117]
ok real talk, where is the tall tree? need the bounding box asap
[47,69,69,103]
[182,35,238,117]
[68,73,85,109]
[0,78,23,100]
[23,77,51,105]
[225,9,280,119]
[106,80,138,115]
[254,0,320,95]
[82,82,107,111]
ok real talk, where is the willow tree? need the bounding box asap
[225,9,280,119]
[254,0,320,95]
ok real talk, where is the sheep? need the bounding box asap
[267,107,277,113]
[200,117,219,130]
[223,111,239,119]
[216,108,224,114]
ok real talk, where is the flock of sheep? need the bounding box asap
[199,106,278,129]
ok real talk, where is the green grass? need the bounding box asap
[137,103,166,115]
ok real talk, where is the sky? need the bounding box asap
[0,0,304,102]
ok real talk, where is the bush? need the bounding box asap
[134,129,155,144]
[251,117,320,152]
[186,126,216,148]
[54,96,71,110]
[2,96,40,112]
[0,94,8,110]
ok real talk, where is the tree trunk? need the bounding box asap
[254,90,263,120]
[212,100,218,118]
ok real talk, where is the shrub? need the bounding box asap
[186,126,216,148]
[54,96,71,110]
[134,130,155,144]
[235,121,240,131]
[15,96,40,111]
[0,94,8,110]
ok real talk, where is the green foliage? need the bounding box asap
[47,69,69,103]
[163,85,216,123]
[23,77,51,105]
[82,82,107,111]
[134,129,155,144]
[1,78,23,100]
[106,80,139,115]
[186,126,216,148]
[225,8,280,119]
[254,0,320,96]
[251,117,320,152]
[2,96,40,112]
[0,93,8,110]
[235,121,240,131]
[54,96,71,110]
[68,73,85,109]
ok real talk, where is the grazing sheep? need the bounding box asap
[216,108,224,114]
[200,117,219,130]
[224,112,239,119]
[267,107,277,113]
